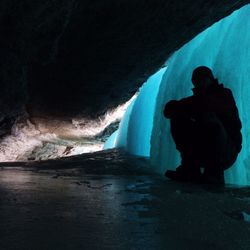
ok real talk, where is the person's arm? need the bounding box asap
[164,97,196,119]
[163,100,179,118]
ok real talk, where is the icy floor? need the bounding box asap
[0,149,250,249]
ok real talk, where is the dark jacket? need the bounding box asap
[164,80,242,152]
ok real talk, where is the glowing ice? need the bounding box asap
[104,67,166,155]
[126,67,166,156]
[104,130,118,150]
[151,4,250,185]
[106,4,250,186]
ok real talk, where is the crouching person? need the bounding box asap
[164,66,242,184]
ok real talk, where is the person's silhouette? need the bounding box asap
[164,66,242,184]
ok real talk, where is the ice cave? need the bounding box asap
[2,2,250,249]
[104,4,250,186]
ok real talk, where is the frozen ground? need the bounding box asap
[0,149,250,249]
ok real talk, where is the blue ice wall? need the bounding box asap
[103,99,136,150]
[104,67,166,155]
[104,130,118,150]
[127,67,166,156]
[115,99,136,149]
[104,4,250,185]
[151,4,250,185]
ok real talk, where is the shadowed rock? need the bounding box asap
[0,0,249,132]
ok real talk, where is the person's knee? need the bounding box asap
[202,145,238,171]
[208,122,223,135]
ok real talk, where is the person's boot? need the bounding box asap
[203,167,225,185]
[165,165,202,183]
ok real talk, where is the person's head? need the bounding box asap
[192,66,215,91]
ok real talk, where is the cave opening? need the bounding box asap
[0,100,133,162]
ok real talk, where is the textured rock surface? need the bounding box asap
[0,0,249,124]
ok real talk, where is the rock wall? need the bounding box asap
[0,0,249,129]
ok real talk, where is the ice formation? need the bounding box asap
[104,67,166,156]
[105,4,250,185]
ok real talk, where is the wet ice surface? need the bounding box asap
[0,149,250,250]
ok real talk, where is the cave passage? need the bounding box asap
[105,4,250,186]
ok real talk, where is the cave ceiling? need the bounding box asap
[0,0,249,121]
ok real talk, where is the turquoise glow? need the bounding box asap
[104,67,166,156]
[127,67,166,156]
[103,99,135,150]
[104,130,118,150]
[151,4,250,185]
[105,4,250,185]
